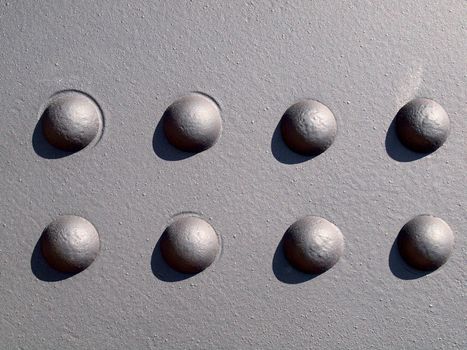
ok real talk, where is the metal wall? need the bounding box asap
[1,1,465,348]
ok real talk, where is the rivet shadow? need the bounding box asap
[151,237,194,282]
[270,121,317,164]
[32,114,75,159]
[272,238,319,284]
[152,115,196,161]
[30,236,76,282]
[388,238,430,280]
[385,117,430,162]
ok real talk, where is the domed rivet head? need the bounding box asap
[40,215,100,273]
[163,93,222,153]
[395,98,450,153]
[280,100,337,156]
[397,214,454,271]
[160,216,220,274]
[41,91,103,152]
[283,216,344,274]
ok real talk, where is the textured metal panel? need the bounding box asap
[0,1,465,349]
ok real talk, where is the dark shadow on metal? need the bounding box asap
[152,115,196,161]
[270,122,316,164]
[272,238,319,284]
[32,114,74,159]
[388,238,430,280]
[30,237,76,282]
[150,237,194,282]
[385,117,430,162]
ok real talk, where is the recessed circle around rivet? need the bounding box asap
[40,215,100,273]
[397,214,454,271]
[41,91,103,152]
[160,216,220,274]
[163,93,222,153]
[280,100,337,156]
[395,98,450,153]
[283,216,344,274]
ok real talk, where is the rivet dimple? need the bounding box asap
[40,215,100,273]
[395,98,450,153]
[160,216,220,274]
[397,214,454,271]
[41,90,103,152]
[283,216,344,274]
[162,93,222,153]
[280,100,337,156]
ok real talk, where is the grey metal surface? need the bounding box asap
[0,0,466,349]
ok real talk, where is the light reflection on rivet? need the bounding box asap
[40,215,100,273]
[397,214,454,271]
[280,100,337,156]
[160,215,220,274]
[395,98,449,153]
[162,93,222,153]
[41,90,103,152]
[283,216,344,274]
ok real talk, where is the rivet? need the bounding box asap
[397,214,454,271]
[395,98,450,153]
[160,216,220,274]
[162,93,222,153]
[280,100,337,156]
[40,215,100,273]
[283,216,344,274]
[41,91,103,152]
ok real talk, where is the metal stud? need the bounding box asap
[40,215,100,273]
[280,100,337,156]
[397,214,454,271]
[160,216,220,274]
[283,216,344,274]
[41,91,103,152]
[163,93,222,153]
[395,98,450,153]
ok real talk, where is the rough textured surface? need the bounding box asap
[281,100,337,156]
[160,215,220,274]
[395,98,450,153]
[42,90,103,152]
[41,215,100,273]
[163,93,222,153]
[283,216,344,274]
[397,214,454,271]
[0,1,465,349]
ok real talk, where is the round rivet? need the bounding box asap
[42,91,103,152]
[395,98,450,153]
[283,216,344,274]
[163,93,222,153]
[280,100,337,156]
[40,215,100,273]
[160,216,220,274]
[397,214,454,271]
